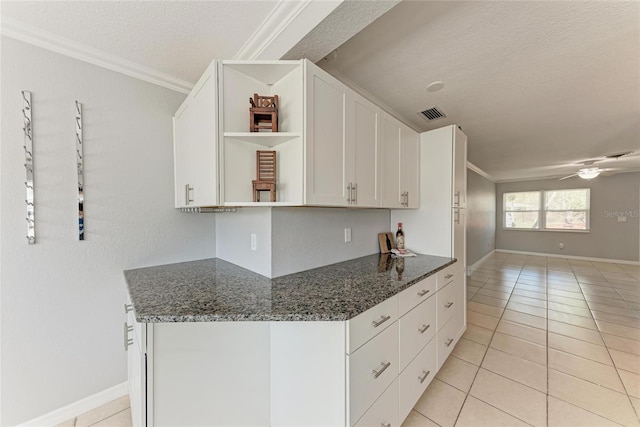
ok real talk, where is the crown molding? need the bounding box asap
[1,17,193,94]
[466,161,495,182]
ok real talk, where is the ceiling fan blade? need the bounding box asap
[558,173,577,180]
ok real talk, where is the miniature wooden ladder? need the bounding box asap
[252,150,276,202]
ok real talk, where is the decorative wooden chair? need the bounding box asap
[252,150,277,202]
[249,94,278,132]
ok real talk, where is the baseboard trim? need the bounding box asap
[467,250,497,275]
[495,249,640,266]
[17,382,128,427]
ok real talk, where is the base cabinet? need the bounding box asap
[126,263,464,426]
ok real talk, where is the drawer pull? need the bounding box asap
[445,338,454,347]
[418,324,430,334]
[372,315,391,328]
[372,361,391,379]
[124,303,133,313]
[445,273,453,279]
[417,289,430,297]
[445,301,454,308]
[418,370,431,384]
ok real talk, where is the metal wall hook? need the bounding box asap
[23,90,35,244]
[75,100,84,241]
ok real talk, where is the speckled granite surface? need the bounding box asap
[124,254,456,323]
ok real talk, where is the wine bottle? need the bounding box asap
[396,222,404,250]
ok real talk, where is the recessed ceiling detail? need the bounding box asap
[605,151,633,159]
[419,106,447,121]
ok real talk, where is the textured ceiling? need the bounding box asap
[1,0,278,83]
[320,1,640,181]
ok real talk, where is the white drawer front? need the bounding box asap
[349,322,399,425]
[354,379,399,427]
[348,295,398,354]
[437,312,464,370]
[399,296,436,370]
[399,339,437,423]
[398,274,436,315]
[437,280,459,331]
[436,262,458,290]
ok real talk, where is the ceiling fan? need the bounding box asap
[557,152,634,181]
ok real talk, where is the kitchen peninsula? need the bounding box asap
[124,253,464,427]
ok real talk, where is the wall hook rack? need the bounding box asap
[22,90,35,244]
[76,101,84,240]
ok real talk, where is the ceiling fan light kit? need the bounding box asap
[578,167,601,180]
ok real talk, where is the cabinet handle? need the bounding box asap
[372,361,391,379]
[124,303,133,313]
[445,274,453,279]
[123,322,133,351]
[445,338,454,347]
[405,191,409,207]
[185,184,194,205]
[372,315,391,328]
[418,324,430,334]
[353,183,357,204]
[454,209,460,224]
[346,183,352,204]
[418,370,431,384]
[445,301,454,308]
[381,424,391,427]
[454,191,461,207]
[417,289,430,297]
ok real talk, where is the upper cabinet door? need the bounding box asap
[174,99,194,208]
[305,64,349,206]
[349,92,380,207]
[400,123,419,209]
[380,113,402,208]
[452,127,467,208]
[191,69,218,206]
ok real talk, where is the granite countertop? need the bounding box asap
[124,254,456,323]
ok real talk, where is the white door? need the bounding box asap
[380,113,402,208]
[173,100,194,208]
[400,123,419,208]
[305,64,348,205]
[350,92,380,207]
[191,68,218,206]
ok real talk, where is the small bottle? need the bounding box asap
[396,222,404,250]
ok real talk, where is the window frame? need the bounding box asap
[502,188,591,233]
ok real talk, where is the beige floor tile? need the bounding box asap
[547,288,584,300]
[481,283,515,293]
[501,309,546,330]
[471,294,508,308]
[547,301,592,318]
[451,337,488,366]
[610,349,640,374]
[548,348,625,393]
[462,323,494,346]
[596,319,640,341]
[490,332,546,365]
[548,369,640,426]
[592,310,640,328]
[481,347,546,392]
[53,419,76,427]
[414,379,466,427]
[583,289,625,300]
[547,281,580,290]
[515,282,547,293]
[90,408,133,427]
[509,295,547,308]
[75,396,130,427]
[469,368,546,426]
[467,301,504,319]
[548,320,604,346]
[400,409,439,427]
[631,396,640,419]
[586,295,630,308]
[603,333,640,356]
[477,288,511,300]
[619,369,640,399]
[548,332,613,365]
[548,294,588,308]
[547,396,620,427]
[588,302,639,317]
[466,310,500,330]
[496,319,546,346]
[455,396,530,427]
[435,355,479,393]
[507,301,547,318]
[547,309,598,330]
[511,288,546,300]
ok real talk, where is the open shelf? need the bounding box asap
[224,132,301,147]
[222,60,302,85]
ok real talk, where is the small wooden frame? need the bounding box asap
[249,93,278,132]
[252,150,276,202]
[378,232,396,253]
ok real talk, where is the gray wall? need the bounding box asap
[466,169,496,267]
[496,172,640,262]
[1,37,215,425]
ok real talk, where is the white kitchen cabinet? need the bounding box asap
[381,113,419,208]
[173,60,218,208]
[125,300,146,427]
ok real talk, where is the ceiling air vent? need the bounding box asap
[419,106,446,121]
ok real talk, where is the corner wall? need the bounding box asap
[0,37,215,426]
[496,172,640,262]
[466,169,496,267]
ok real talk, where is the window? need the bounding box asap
[503,189,590,231]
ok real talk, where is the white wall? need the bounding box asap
[0,37,215,426]
[496,172,640,262]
